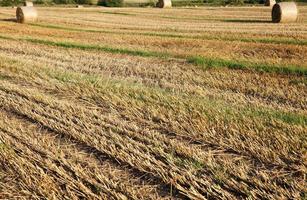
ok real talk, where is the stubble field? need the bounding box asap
[0,5,306,199]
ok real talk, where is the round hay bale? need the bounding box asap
[16,6,37,24]
[76,5,84,8]
[264,0,275,7]
[156,0,171,8]
[23,1,33,6]
[272,2,298,23]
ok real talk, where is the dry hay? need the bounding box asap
[16,6,37,23]
[156,0,172,8]
[1,6,307,200]
[23,1,34,6]
[76,5,84,8]
[264,0,275,7]
[272,2,298,23]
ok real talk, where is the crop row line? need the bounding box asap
[30,23,307,46]
[0,77,304,199]
[0,34,305,76]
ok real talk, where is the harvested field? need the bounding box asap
[0,5,306,200]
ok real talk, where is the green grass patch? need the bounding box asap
[232,37,307,46]
[199,34,307,46]
[0,74,11,80]
[0,35,14,40]
[187,56,307,76]
[250,109,307,127]
[270,111,307,126]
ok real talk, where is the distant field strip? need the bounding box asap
[0,34,305,76]
[30,23,307,46]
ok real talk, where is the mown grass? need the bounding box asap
[268,110,307,126]
[0,34,306,76]
[11,57,303,127]
[1,55,306,195]
[23,38,307,76]
[28,37,307,76]
[28,69,300,128]
[187,56,307,76]
[29,23,307,46]
[4,53,302,125]
[52,69,307,127]
[247,107,307,127]
[0,7,306,199]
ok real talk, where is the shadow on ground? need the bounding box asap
[1,18,17,22]
[222,19,272,23]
